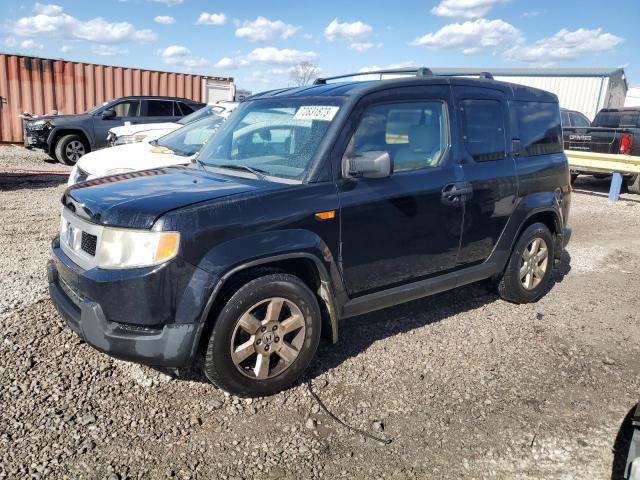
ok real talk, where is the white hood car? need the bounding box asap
[107,101,238,146]
[68,114,225,186]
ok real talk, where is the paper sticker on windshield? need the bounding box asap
[293,106,339,122]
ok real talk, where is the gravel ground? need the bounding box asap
[1,147,639,479]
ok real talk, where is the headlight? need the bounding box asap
[68,165,90,185]
[114,134,147,145]
[29,119,49,130]
[97,228,180,269]
[105,167,134,176]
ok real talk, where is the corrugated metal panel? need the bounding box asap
[0,53,233,143]
[492,75,610,120]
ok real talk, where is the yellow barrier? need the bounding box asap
[565,150,640,175]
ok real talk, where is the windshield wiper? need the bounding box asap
[216,164,268,181]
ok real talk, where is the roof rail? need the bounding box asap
[313,67,433,85]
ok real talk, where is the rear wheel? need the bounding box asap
[203,274,321,397]
[570,173,579,184]
[55,134,88,165]
[498,223,555,303]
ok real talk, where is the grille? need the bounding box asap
[81,231,97,256]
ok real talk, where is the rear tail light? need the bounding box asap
[619,134,633,155]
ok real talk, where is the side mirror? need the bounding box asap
[343,150,393,178]
[101,109,116,120]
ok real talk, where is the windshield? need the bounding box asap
[156,114,225,157]
[177,104,225,125]
[84,102,110,115]
[196,98,343,180]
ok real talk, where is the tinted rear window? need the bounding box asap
[460,99,506,162]
[593,111,640,128]
[146,100,175,116]
[515,101,563,156]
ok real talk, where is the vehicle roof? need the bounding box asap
[598,107,640,113]
[248,76,558,103]
[112,95,203,103]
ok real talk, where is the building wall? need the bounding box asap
[0,53,233,143]
[625,86,640,107]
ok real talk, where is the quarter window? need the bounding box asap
[146,100,175,116]
[347,101,448,173]
[514,101,563,156]
[460,99,506,162]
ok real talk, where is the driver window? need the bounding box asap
[112,100,140,118]
[346,101,448,173]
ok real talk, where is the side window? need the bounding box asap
[111,100,140,117]
[146,100,175,116]
[570,112,590,127]
[346,101,448,173]
[514,101,563,157]
[178,102,195,115]
[460,99,506,162]
[561,111,571,128]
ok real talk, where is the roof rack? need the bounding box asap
[313,67,434,85]
[313,67,497,85]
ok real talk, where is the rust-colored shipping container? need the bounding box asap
[0,53,233,143]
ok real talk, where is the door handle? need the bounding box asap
[442,182,473,203]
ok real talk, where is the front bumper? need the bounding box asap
[48,238,209,368]
[23,127,49,150]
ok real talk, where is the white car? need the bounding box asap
[68,114,225,186]
[106,101,238,146]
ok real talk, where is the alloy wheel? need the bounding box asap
[520,237,549,290]
[230,297,306,380]
[65,140,86,162]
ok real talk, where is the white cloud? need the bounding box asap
[92,45,127,56]
[431,0,508,19]
[158,45,209,68]
[505,28,623,65]
[324,18,372,41]
[358,61,415,73]
[20,39,44,50]
[521,10,543,18]
[4,37,18,47]
[349,42,374,52]
[154,15,175,25]
[235,17,299,42]
[11,5,157,44]
[147,0,183,5]
[61,45,71,52]
[33,3,63,15]
[411,18,522,54]
[214,47,317,70]
[246,47,317,65]
[195,12,227,25]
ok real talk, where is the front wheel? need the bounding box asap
[498,223,555,304]
[627,175,640,195]
[203,274,321,397]
[55,134,88,165]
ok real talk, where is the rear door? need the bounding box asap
[452,86,518,266]
[142,99,181,124]
[336,85,465,296]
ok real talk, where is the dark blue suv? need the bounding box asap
[48,69,572,396]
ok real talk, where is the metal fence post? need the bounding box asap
[608,172,623,201]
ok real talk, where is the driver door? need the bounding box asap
[92,99,141,148]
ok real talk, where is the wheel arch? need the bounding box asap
[197,252,341,358]
[47,128,91,155]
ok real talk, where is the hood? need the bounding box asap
[76,141,190,178]
[110,122,180,137]
[29,113,90,124]
[62,166,282,229]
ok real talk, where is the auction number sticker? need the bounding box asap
[293,105,340,122]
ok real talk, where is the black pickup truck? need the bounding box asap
[48,68,572,396]
[563,107,640,193]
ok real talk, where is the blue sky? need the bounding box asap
[1,0,638,93]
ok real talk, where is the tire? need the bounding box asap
[627,175,640,195]
[570,173,579,184]
[498,222,555,304]
[203,273,321,397]
[54,134,88,165]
